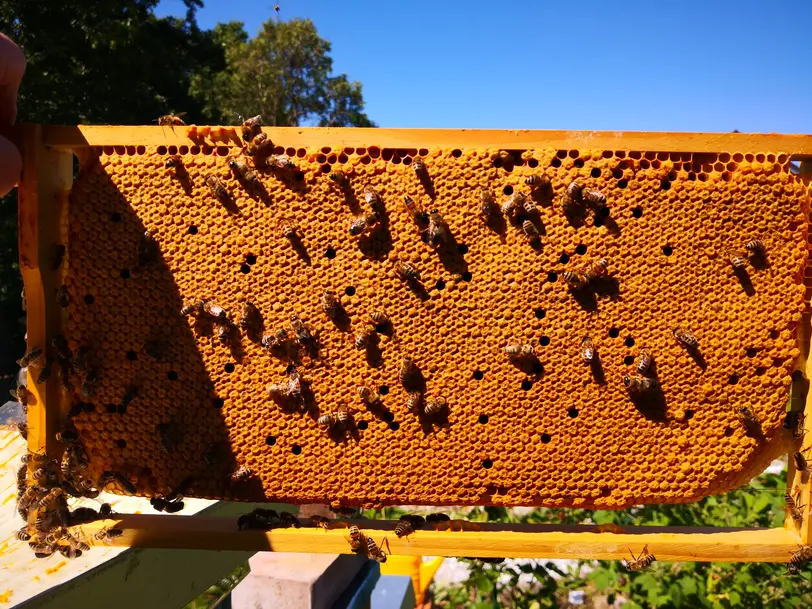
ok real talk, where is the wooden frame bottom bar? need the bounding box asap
[75,516,804,563]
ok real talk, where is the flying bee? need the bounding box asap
[412,158,426,176]
[265,154,296,171]
[785,492,805,522]
[500,192,525,217]
[562,270,587,290]
[738,406,760,430]
[241,115,262,141]
[566,180,584,202]
[424,396,447,416]
[138,230,159,267]
[623,375,659,393]
[205,175,230,205]
[94,528,124,544]
[354,326,376,349]
[115,472,137,494]
[348,217,368,237]
[17,347,43,368]
[165,154,183,170]
[394,520,415,539]
[728,250,746,269]
[366,536,388,563]
[522,220,540,244]
[328,170,349,187]
[246,132,272,156]
[583,258,609,281]
[181,300,205,316]
[395,260,420,282]
[479,187,500,223]
[745,239,766,254]
[624,545,656,571]
[289,313,315,350]
[582,188,606,207]
[793,451,811,475]
[56,284,70,308]
[406,391,424,413]
[789,545,812,574]
[157,112,186,126]
[358,385,381,406]
[310,515,332,530]
[230,465,253,483]
[348,525,365,553]
[14,528,31,542]
[581,336,596,364]
[227,156,259,187]
[673,327,698,348]
[403,195,428,225]
[37,358,53,384]
[10,384,29,405]
[525,174,550,189]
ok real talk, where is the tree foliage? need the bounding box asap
[191,18,375,127]
[0,1,374,373]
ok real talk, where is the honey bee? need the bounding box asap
[246,132,273,157]
[562,271,588,290]
[241,115,262,142]
[412,158,426,176]
[52,333,71,361]
[583,258,609,281]
[55,428,79,443]
[275,220,298,240]
[37,488,64,509]
[68,506,101,526]
[228,156,259,187]
[500,192,525,217]
[358,385,381,406]
[230,465,253,483]
[17,347,43,368]
[287,368,304,400]
[738,406,760,430]
[181,300,205,316]
[115,472,137,494]
[238,301,261,332]
[623,375,659,393]
[44,527,68,545]
[479,187,500,223]
[165,154,183,170]
[290,313,315,350]
[265,154,296,171]
[318,412,338,427]
[16,420,27,441]
[522,198,538,215]
[369,311,390,327]
[328,171,349,187]
[348,217,368,237]
[525,174,550,188]
[14,528,31,542]
[279,511,301,528]
[582,188,606,207]
[673,327,698,348]
[406,391,424,413]
[785,492,805,522]
[80,369,98,397]
[214,320,236,346]
[37,358,54,384]
[728,251,746,269]
[348,525,365,553]
[395,260,420,282]
[10,384,29,405]
[399,357,421,389]
[16,463,26,493]
[425,210,450,248]
[788,545,812,574]
[157,112,187,126]
[581,336,596,364]
[56,284,70,308]
[157,423,177,453]
[137,230,159,267]
[364,187,384,213]
[202,300,227,321]
[636,348,652,375]
[793,451,811,475]
[30,542,56,558]
[394,520,415,539]
[403,195,428,224]
[522,220,540,244]
[503,342,534,362]
[310,515,332,530]
[205,175,230,205]
[624,545,656,571]
[71,346,89,374]
[354,326,376,349]
[566,180,584,202]
[142,340,166,361]
[34,511,55,531]
[21,450,49,465]
[745,239,766,254]
[366,536,388,563]
[94,528,123,544]
[424,396,447,416]
[426,513,450,524]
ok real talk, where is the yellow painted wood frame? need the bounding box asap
[9,125,812,563]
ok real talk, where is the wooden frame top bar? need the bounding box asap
[35,125,812,155]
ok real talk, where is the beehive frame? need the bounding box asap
[11,124,812,562]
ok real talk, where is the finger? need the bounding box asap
[0,34,26,125]
[0,134,22,196]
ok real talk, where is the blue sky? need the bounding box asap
[156,0,812,133]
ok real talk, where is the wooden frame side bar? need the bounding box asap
[75,516,802,563]
[17,124,73,457]
[38,126,812,155]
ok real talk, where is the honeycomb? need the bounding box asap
[54,135,809,510]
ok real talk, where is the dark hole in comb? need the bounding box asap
[473,370,484,381]
[167,370,178,381]
[224,363,235,373]
[623,355,635,365]
[575,244,587,255]
[383,411,395,423]
[84,295,95,305]
[451,149,462,158]
[521,380,533,391]
[462,272,472,282]
[345,286,356,297]
[609,328,620,338]
[379,385,389,395]
[540,433,551,444]
[106,403,117,413]
[126,350,137,361]
[240,264,250,274]
[117,439,127,448]
[684,410,694,420]
[457,244,469,255]
[617,179,628,189]
[600,487,611,497]
[624,337,635,347]
[291,444,302,455]
[120,268,131,279]
[325,247,337,259]
[213,398,225,408]
[559,253,570,264]
[632,207,643,218]
[435,280,446,291]
[568,408,579,418]
[265,436,276,446]
[110,212,122,222]
[534,308,546,319]
[594,217,604,228]
[746,348,757,358]
[503,185,514,196]
[389,421,400,431]
[724,426,734,437]
[478,414,489,424]
[591,168,601,178]
[246,254,257,265]
[539,336,550,346]
[661,180,671,190]
[482,459,493,469]
[662,245,673,256]
[357,420,369,430]
[547,272,558,283]
[188,225,198,235]
[728,375,739,385]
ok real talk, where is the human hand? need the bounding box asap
[0,33,25,197]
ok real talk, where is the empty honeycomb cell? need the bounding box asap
[51,139,810,510]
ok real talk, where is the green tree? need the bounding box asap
[191,18,376,127]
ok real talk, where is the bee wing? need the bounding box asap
[175,112,187,118]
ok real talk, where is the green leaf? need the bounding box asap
[680,576,698,596]
[635,573,659,593]
[729,591,741,605]
[753,493,772,514]
[670,582,684,607]
[589,569,611,590]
